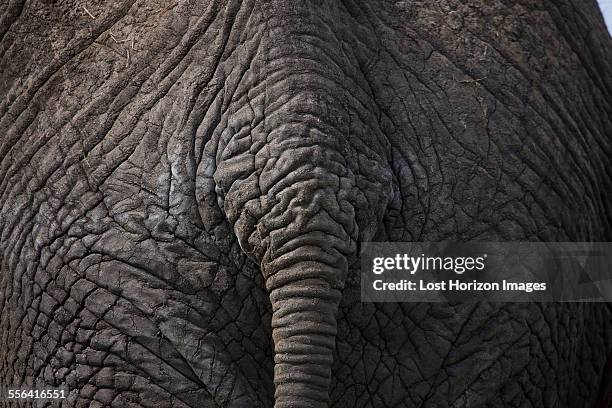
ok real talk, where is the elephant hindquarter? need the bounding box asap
[1,0,612,407]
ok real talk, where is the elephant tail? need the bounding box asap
[212,135,391,406]
[260,204,356,407]
[204,33,393,405]
[226,145,360,407]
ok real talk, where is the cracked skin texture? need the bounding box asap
[1,0,612,407]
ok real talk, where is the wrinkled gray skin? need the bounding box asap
[1,0,612,407]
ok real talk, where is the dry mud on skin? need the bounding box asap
[1,1,612,407]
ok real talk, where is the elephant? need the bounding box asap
[1,0,611,407]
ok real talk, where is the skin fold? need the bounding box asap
[1,0,611,407]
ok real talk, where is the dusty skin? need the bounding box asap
[1,1,612,407]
